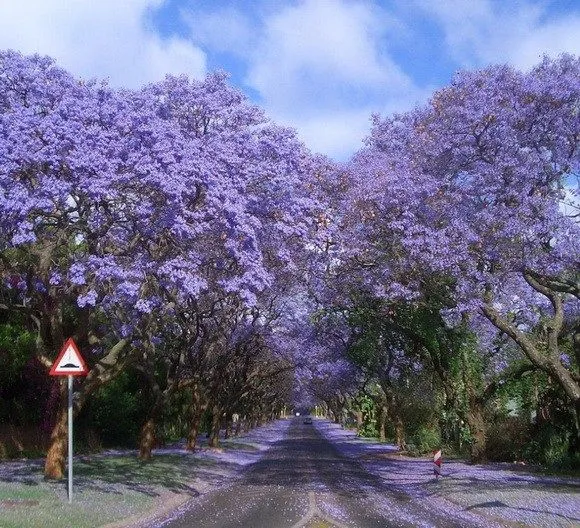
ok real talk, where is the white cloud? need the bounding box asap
[0,0,206,87]
[221,0,420,158]
[246,0,412,114]
[179,0,419,158]
[287,88,431,161]
[287,109,374,161]
[416,0,580,70]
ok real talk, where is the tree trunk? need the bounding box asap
[139,417,156,461]
[459,343,487,463]
[139,399,165,460]
[186,410,203,451]
[377,405,387,442]
[224,413,233,439]
[186,386,205,451]
[482,301,580,410]
[395,415,405,447]
[331,403,341,424]
[239,415,249,433]
[354,410,363,430]
[208,405,222,448]
[382,385,405,447]
[43,404,67,480]
[466,399,487,463]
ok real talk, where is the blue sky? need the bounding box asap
[0,0,578,160]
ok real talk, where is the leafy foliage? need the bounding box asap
[0,50,578,470]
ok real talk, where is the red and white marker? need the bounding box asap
[433,449,442,478]
[49,338,88,376]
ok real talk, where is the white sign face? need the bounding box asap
[49,338,88,376]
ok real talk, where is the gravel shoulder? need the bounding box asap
[316,420,580,528]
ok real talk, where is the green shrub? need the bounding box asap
[412,425,441,453]
[523,425,571,466]
[357,419,378,438]
[354,395,378,438]
[0,322,47,426]
[80,372,148,448]
[485,417,530,462]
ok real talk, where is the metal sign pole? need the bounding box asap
[49,338,88,503]
[68,374,73,503]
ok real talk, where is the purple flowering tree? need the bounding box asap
[0,51,177,477]
[0,51,321,475]
[131,73,323,457]
[346,55,580,440]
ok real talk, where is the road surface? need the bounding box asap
[154,417,476,528]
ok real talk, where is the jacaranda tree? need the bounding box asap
[345,54,579,444]
[0,51,322,477]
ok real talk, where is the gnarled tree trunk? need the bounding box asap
[186,385,206,451]
[394,415,405,447]
[44,399,67,480]
[138,398,166,461]
[466,398,486,463]
[208,404,222,448]
[139,417,157,461]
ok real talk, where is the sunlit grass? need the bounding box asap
[0,454,218,528]
[0,478,153,528]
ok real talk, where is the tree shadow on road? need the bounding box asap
[464,499,580,524]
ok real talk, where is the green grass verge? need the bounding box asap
[0,454,219,528]
[220,440,261,452]
[0,479,152,528]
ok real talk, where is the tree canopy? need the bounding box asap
[1,50,578,472]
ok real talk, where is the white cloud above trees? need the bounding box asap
[415,0,580,69]
[245,0,411,110]
[184,0,423,158]
[0,0,206,87]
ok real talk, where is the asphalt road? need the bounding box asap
[155,418,470,528]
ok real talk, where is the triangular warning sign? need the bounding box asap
[49,338,89,376]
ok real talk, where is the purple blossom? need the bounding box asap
[77,290,98,307]
[69,263,87,286]
[135,299,153,314]
[49,272,62,286]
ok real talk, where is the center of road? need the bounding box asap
[289,491,348,528]
[154,418,468,528]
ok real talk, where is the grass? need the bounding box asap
[0,479,153,528]
[0,453,221,528]
[75,454,220,494]
[220,440,261,451]
[0,432,266,528]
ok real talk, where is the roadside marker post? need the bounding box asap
[49,338,89,503]
[433,449,442,479]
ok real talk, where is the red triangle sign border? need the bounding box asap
[49,337,89,376]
